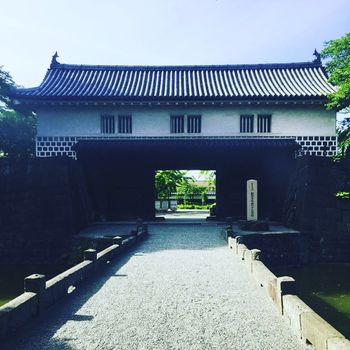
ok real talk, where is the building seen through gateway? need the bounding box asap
[12,52,337,221]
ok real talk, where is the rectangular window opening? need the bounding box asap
[170,115,185,133]
[101,115,115,134]
[187,115,201,133]
[257,114,271,133]
[118,115,132,134]
[240,115,254,133]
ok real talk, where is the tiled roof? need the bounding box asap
[13,58,336,101]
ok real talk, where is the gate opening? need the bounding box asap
[155,170,216,220]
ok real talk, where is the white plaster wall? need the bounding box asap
[36,105,336,137]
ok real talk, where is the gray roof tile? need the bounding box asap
[13,60,336,101]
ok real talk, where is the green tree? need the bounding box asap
[177,180,208,206]
[0,66,36,158]
[0,109,36,158]
[199,170,216,189]
[0,66,14,107]
[155,170,189,200]
[337,117,350,156]
[321,33,350,111]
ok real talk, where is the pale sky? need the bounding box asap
[1,0,349,88]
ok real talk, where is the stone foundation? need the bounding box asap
[0,157,94,264]
[283,156,350,262]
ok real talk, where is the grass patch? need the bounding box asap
[273,264,350,338]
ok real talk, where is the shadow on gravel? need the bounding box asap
[3,242,144,350]
[4,225,226,349]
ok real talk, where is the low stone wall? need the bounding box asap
[0,223,148,340]
[224,228,350,350]
[283,156,350,263]
[236,232,306,267]
[0,157,94,264]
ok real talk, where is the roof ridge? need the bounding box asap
[51,61,322,71]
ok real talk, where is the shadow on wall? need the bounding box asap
[283,156,350,263]
[0,157,94,264]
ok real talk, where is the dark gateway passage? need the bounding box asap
[75,138,298,221]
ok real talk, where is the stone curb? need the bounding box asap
[0,222,149,340]
[224,226,350,350]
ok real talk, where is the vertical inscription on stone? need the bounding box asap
[247,179,258,221]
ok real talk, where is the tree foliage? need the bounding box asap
[155,170,216,206]
[337,117,350,157]
[0,109,36,158]
[177,180,207,205]
[0,66,15,107]
[155,170,190,199]
[0,66,36,158]
[321,33,350,111]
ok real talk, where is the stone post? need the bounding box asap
[250,249,261,272]
[84,248,97,271]
[113,236,123,246]
[24,274,46,294]
[235,235,243,254]
[84,249,97,261]
[226,226,233,239]
[247,179,258,221]
[24,274,46,314]
[277,276,296,315]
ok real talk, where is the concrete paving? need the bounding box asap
[5,224,308,350]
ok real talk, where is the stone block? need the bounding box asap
[301,311,345,350]
[249,249,261,272]
[237,220,269,231]
[0,292,38,339]
[84,249,97,261]
[237,244,248,260]
[24,274,46,294]
[276,276,295,314]
[235,236,243,254]
[267,278,277,303]
[112,236,123,245]
[228,237,235,250]
[342,211,350,223]
[0,309,9,339]
[251,260,277,289]
[282,295,313,335]
[327,337,350,350]
[325,208,342,221]
[336,199,350,210]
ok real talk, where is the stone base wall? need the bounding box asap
[283,156,350,262]
[0,157,94,264]
[239,233,306,267]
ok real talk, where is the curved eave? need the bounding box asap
[11,95,329,107]
[11,60,336,103]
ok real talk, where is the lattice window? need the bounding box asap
[187,115,201,133]
[118,115,132,134]
[240,115,254,133]
[257,114,271,133]
[170,115,185,133]
[101,115,115,134]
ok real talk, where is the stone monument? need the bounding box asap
[238,179,269,231]
[247,179,258,221]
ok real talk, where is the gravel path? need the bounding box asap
[5,224,307,350]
